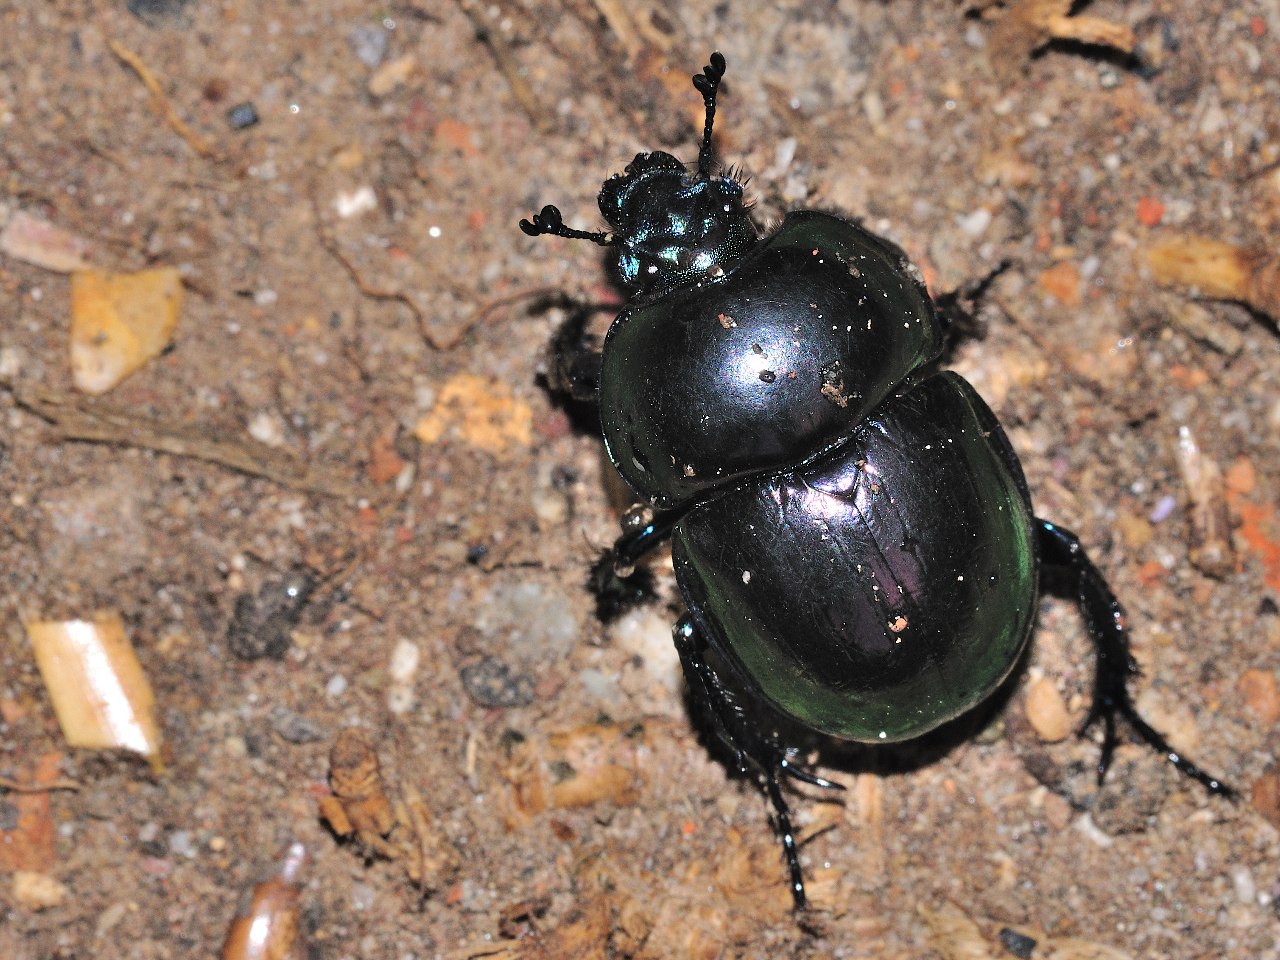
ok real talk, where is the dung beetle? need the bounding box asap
[519,52,1233,909]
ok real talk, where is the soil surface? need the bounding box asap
[2,2,1279,958]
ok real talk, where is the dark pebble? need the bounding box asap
[226,102,260,130]
[126,0,194,27]
[460,658,535,709]
[225,567,316,660]
[269,706,328,744]
[998,927,1037,958]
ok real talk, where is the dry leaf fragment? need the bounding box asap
[0,752,62,873]
[70,267,183,394]
[918,901,1001,960]
[24,613,164,769]
[1176,425,1236,578]
[920,902,1137,960]
[414,372,533,455]
[503,722,646,823]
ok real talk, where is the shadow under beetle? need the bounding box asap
[520,52,1233,909]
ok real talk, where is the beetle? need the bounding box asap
[519,52,1233,909]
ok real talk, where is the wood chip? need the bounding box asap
[24,613,164,769]
[1146,235,1280,320]
[0,209,93,272]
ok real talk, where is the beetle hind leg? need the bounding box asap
[1035,518,1235,797]
[672,616,843,909]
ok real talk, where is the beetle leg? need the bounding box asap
[1035,518,1235,797]
[588,506,685,621]
[673,615,815,909]
[546,302,606,404]
[934,259,1012,347]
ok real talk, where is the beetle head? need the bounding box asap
[595,149,756,296]
[520,52,758,299]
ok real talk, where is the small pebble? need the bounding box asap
[0,345,21,379]
[126,0,193,26]
[326,674,349,697]
[1231,864,1257,904]
[956,207,992,238]
[387,638,421,684]
[474,582,579,665]
[167,830,195,858]
[1115,511,1153,550]
[1148,495,1177,523]
[1237,668,1280,726]
[1090,753,1170,834]
[579,667,623,707]
[347,23,389,67]
[460,658,534,709]
[386,638,421,715]
[334,186,377,219]
[531,484,570,527]
[12,871,69,910]
[96,902,130,937]
[998,927,1037,959]
[368,54,416,97]
[1249,767,1280,829]
[247,411,287,448]
[0,800,19,831]
[1025,676,1071,742]
[1074,813,1115,848]
[0,209,93,272]
[269,706,327,744]
[226,102,259,130]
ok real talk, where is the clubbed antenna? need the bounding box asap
[692,51,727,178]
[518,204,617,246]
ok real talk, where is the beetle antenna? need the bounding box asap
[693,51,727,179]
[519,204,617,246]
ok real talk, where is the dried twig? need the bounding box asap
[312,210,432,335]
[986,0,1136,75]
[311,190,557,350]
[107,39,219,159]
[0,777,82,794]
[1146,234,1280,320]
[7,382,359,498]
[453,0,551,134]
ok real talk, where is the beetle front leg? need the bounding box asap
[672,615,842,910]
[546,301,606,404]
[1035,518,1235,797]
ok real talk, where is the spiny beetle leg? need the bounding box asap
[673,615,845,910]
[1036,518,1235,798]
